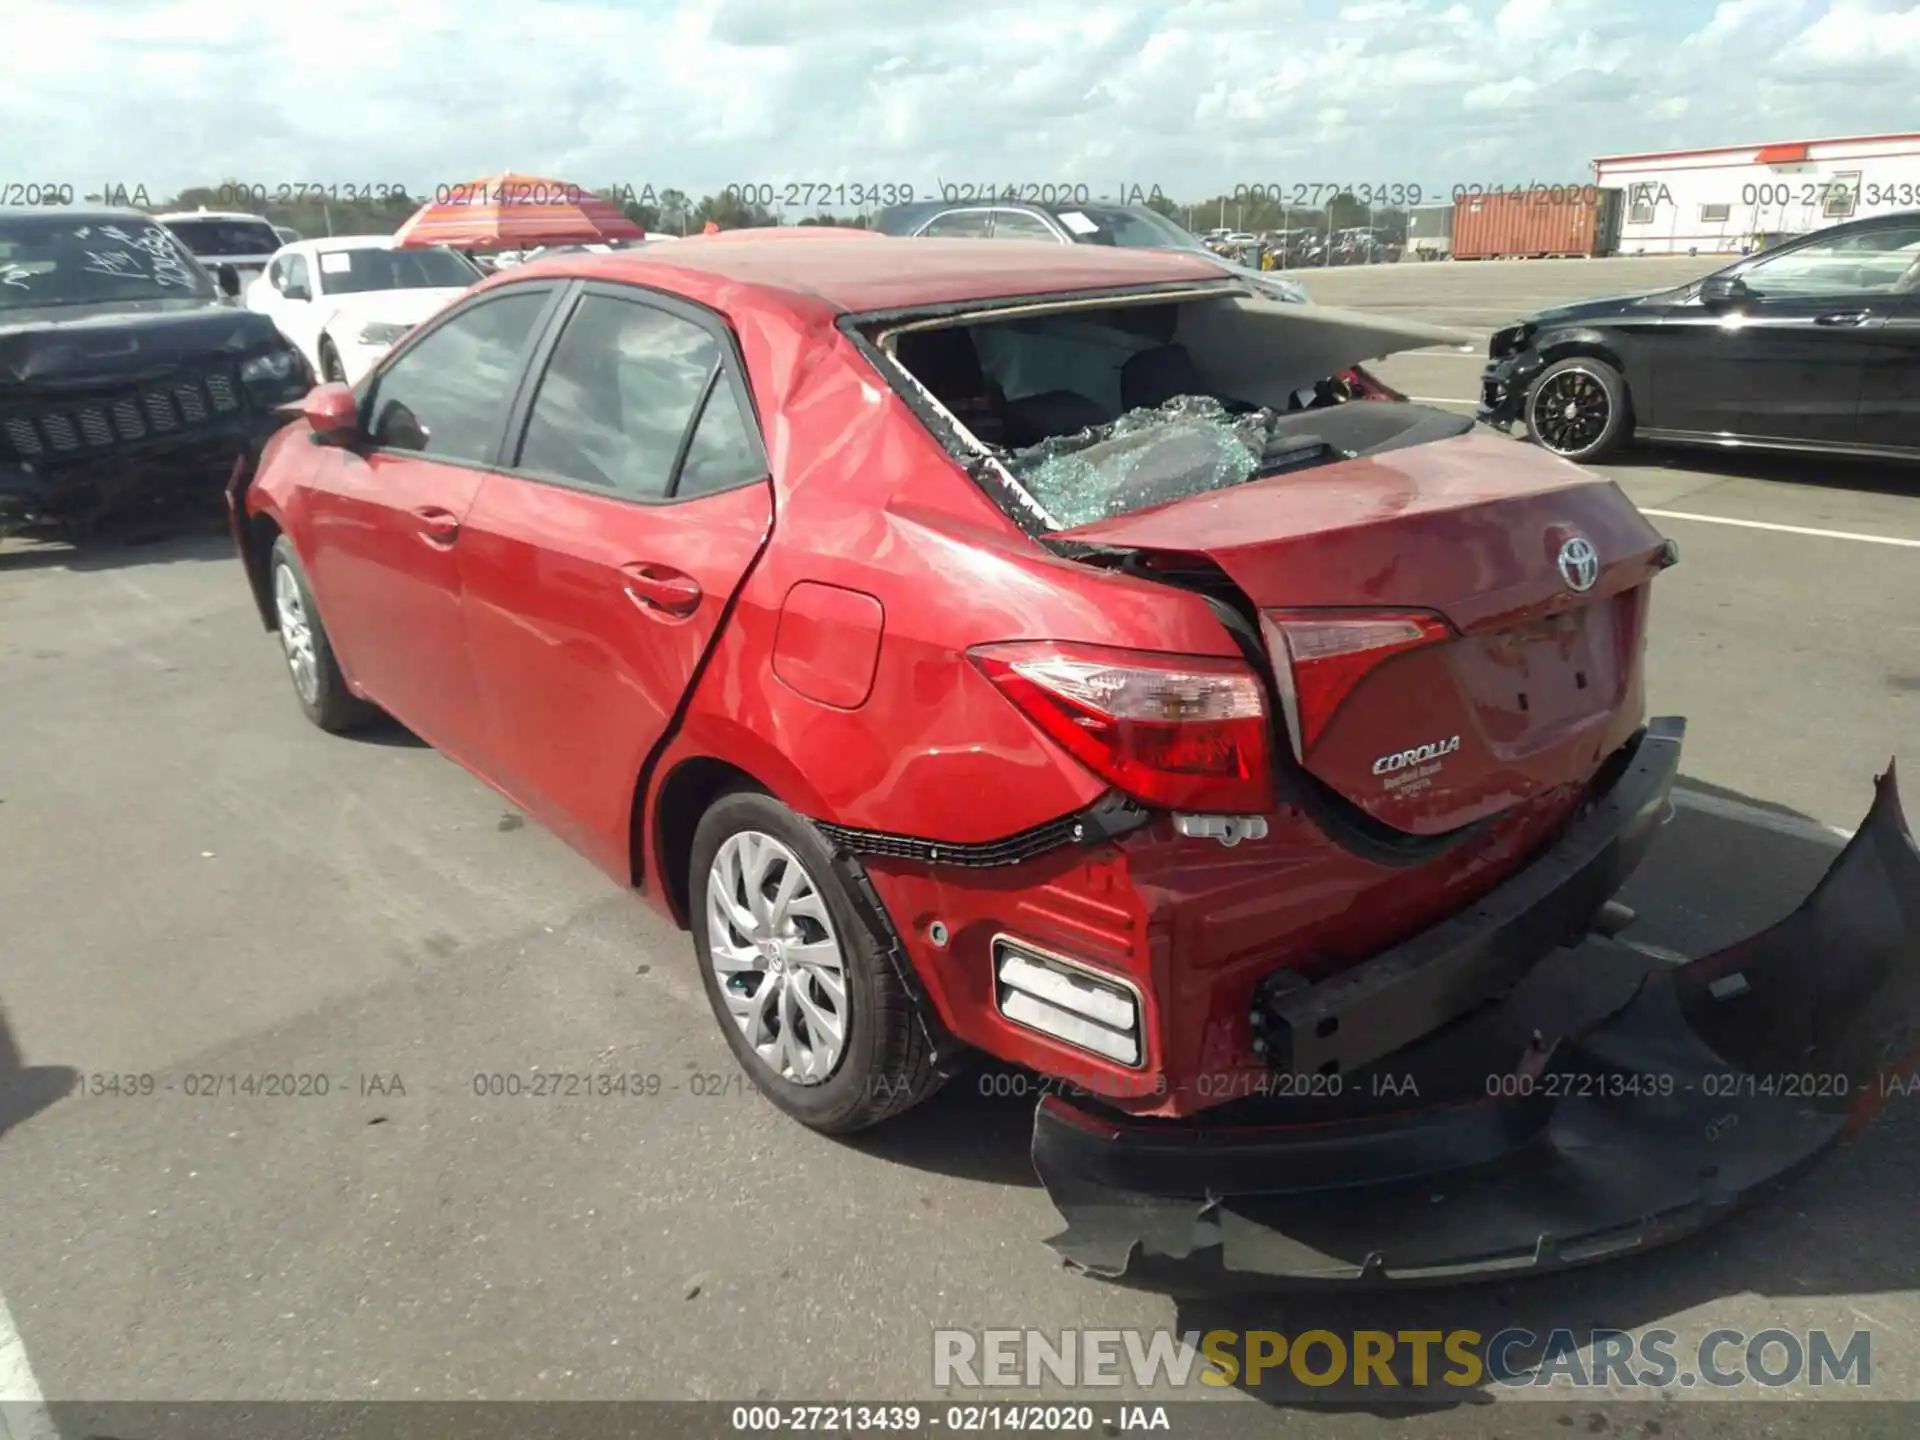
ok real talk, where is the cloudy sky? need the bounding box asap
[5,0,1918,208]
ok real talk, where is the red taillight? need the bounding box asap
[1263,610,1453,757]
[970,642,1274,813]
[1339,367,1403,402]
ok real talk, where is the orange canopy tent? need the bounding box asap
[391,171,646,251]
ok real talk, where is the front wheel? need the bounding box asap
[318,337,347,384]
[1526,356,1632,462]
[688,789,942,1134]
[269,534,376,732]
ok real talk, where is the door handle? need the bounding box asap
[620,562,703,617]
[412,505,461,547]
[1814,310,1870,327]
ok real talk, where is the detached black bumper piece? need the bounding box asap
[1034,761,1920,1285]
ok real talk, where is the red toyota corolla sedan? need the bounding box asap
[230,235,1920,1281]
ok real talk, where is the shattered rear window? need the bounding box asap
[1007,396,1332,527]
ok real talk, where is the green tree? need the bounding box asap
[657,188,692,235]
[690,190,776,230]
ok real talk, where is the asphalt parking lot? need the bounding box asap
[3,255,1918,1437]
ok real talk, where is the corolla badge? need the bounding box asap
[1557,535,1600,592]
[1372,735,1461,776]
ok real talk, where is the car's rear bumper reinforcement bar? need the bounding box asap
[1256,716,1684,1078]
[1033,759,1920,1284]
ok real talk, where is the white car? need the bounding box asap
[157,209,283,294]
[244,235,481,385]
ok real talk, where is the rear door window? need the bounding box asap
[675,371,766,498]
[516,293,720,500]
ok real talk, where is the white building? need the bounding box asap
[1593,132,1920,256]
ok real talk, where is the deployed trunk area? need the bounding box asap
[877,290,1675,838]
[879,293,1473,529]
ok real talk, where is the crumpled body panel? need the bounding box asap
[1034,765,1920,1284]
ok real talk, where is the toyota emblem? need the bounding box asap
[1557,536,1600,593]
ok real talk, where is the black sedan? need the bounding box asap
[1479,209,1920,463]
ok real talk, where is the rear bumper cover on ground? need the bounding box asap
[1034,759,1920,1284]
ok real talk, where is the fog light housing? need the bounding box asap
[993,936,1142,1067]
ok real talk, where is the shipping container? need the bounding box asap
[1450,187,1623,260]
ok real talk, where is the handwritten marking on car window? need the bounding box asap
[132,225,197,288]
[1,265,30,289]
[83,249,142,277]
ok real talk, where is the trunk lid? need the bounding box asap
[1055,428,1673,835]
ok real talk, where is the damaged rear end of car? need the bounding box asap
[843,274,1919,1283]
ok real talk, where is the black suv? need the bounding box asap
[1,207,314,537]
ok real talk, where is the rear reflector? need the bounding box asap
[994,938,1142,1067]
[1263,610,1454,758]
[970,641,1273,812]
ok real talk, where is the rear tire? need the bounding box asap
[689,788,942,1134]
[269,533,376,733]
[1526,356,1632,463]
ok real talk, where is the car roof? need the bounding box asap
[489,234,1231,317]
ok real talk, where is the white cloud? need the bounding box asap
[6,0,1919,207]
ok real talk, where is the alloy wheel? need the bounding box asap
[704,830,850,1085]
[273,562,319,705]
[1529,367,1611,456]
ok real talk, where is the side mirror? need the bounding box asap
[302,382,359,446]
[216,263,242,298]
[1699,273,1749,308]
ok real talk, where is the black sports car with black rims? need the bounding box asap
[1,207,312,537]
[1479,209,1920,463]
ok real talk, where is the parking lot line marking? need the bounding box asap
[1640,509,1920,549]
[1408,395,1477,406]
[1672,786,1855,843]
[0,1290,56,1440]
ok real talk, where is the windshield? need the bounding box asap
[0,214,215,310]
[164,218,281,257]
[1056,205,1203,250]
[316,246,479,295]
